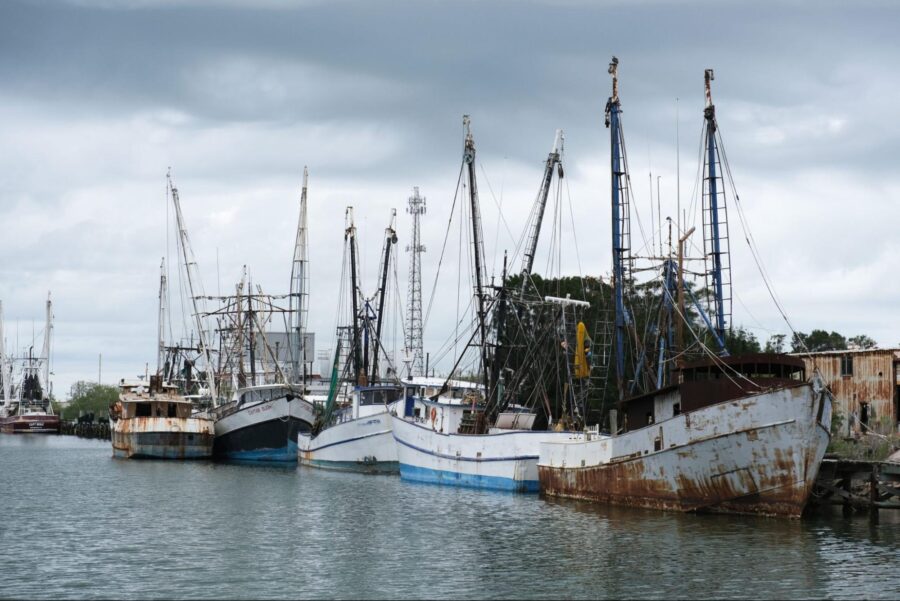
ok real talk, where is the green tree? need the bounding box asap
[724,326,761,355]
[764,333,786,353]
[59,381,119,421]
[791,329,847,352]
[848,334,877,350]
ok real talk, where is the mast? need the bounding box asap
[702,69,731,353]
[0,301,9,404]
[289,167,310,385]
[371,209,398,383]
[41,292,52,398]
[489,253,509,412]
[675,226,696,360]
[168,172,218,402]
[247,275,256,386]
[462,115,490,392]
[345,207,364,385]
[605,57,632,402]
[157,258,167,378]
[519,129,564,296]
[405,187,426,378]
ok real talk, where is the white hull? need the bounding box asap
[539,382,832,517]
[392,416,578,492]
[298,411,397,473]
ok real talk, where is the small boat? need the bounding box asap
[0,295,60,434]
[109,376,215,459]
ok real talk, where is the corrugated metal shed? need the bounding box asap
[798,349,900,435]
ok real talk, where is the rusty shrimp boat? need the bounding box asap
[538,60,832,518]
[539,355,832,517]
[110,375,214,459]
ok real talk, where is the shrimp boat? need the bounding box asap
[299,208,404,473]
[212,383,315,462]
[165,172,316,462]
[537,59,832,518]
[109,375,214,459]
[391,119,581,492]
[0,296,60,434]
[391,377,578,491]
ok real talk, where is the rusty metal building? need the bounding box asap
[798,349,900,435]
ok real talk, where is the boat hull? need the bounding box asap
[298,411,397,473]
[213,396,314,463]
[111,416,214,459]
[538,384,832,518]
[392,416,577,492]
[1,414,60,434]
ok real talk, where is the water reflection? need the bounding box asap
[1,436,898,600]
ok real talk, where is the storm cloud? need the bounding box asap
[1,0,898,397]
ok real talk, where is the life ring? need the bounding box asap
[430,407,437,423]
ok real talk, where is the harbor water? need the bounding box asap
[2,435,899,600]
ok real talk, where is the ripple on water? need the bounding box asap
[1,435,899,600]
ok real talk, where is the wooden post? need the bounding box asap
[870,466,880,524]
[842,476,853,517]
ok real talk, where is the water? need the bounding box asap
[1,435,898,600]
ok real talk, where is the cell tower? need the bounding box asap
[405,187,426,378]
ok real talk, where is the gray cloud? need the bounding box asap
[2,0,899,396]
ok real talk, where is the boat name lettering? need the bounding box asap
[247,403,274,416]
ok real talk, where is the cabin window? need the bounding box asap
[673,403,681,417]
[841,355,853,377]
[136,403,152,417]
[167,403,177,418]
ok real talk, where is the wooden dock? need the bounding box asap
[810,458,900,519]
[60,420,110,441]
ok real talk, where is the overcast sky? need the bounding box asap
[2,0,898,399]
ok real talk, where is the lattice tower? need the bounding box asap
[405,187,426,377]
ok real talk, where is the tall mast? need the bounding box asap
[157,258,167,377]
[606,56,632,402]
[41,292,52,397]
[405,187,426,378]
[168,172,218,402]
[702,69,731,353]
[520,129,564,297]
[370,209,398,383]
[462,115,490,393]
[289,167,310,384]
[0,301,9,403]
[345,207,364,385]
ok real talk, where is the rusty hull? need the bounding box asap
[539,385,832,518]
[111,415,214,460]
